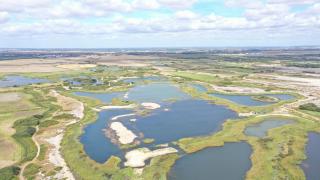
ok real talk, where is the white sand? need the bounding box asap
[50,90,84,119]
[110,122,137,144]
[124,147,178,168]
[98,104,136,111]
[44,91,85,180]
[130,118,137,122]
[57,64,96,70]
[46,133,75,180]
[141,102,161,109]
[211,85,265,94]
[267,75,320,88]
[111,113,136,121]
[239,112,256,117]
[0,92,21,102]
[124,92,129,99]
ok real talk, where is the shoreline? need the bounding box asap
[124,147,178,168]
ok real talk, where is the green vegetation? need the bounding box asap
[251,95,279,103]
[177,115,320,180]
[111,98,132,106]
[23,163,41,180]
[38,144,47,161]
[0,166,20,180]
[142,153,179,180]
[299,103,320,112]
[143,138,155,144]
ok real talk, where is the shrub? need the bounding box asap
[299,103,320,112]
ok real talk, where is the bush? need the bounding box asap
[39,120,59,128]
[0,166,20,180]
[14,127,36,137]
[299,103,320,112]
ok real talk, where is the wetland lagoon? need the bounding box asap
[74,82,252,178]
[74,81,318,179]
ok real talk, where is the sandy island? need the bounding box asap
[124,147,178,168]
[97,104,136,111]
[110,122,137,144]
[141,102,161,109]
[111,113,136,121]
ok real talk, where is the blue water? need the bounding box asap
[62,77,103,86]
[135,100,238,144]
[301,132,320,180]
[268,94,294,101]
[244,119,293,138]
[80,109,133,163]
[0,75,49,87]
[122,76,165,83]
[189,84,207,93]
[126,83,190,103]
[74,91,124,103]
[76,82,239,166]
[169,142,252,180]
[210,93,294,106]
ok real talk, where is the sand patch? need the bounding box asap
[211,85,265,94]
[98,104,136,111]
[141,102,161,110]
[0,93,21,102]
[50,90,84,119]
[110,122,137,144]
[111,113,136,121]
[46,133,75,180]
[57,64,96,70]
[265,75,320,88]
[124,147,178,168]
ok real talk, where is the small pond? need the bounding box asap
[301,132,320,180]
[0,75,49,87]
[244,119,294,138]
[169,142,252,180]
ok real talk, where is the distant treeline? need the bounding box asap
[286,63,320,68]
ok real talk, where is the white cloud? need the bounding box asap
[0,0,51,12]
[0,11,9,23]
[132,0,160,10]
[157,0,198,9]
[175,10,198,20]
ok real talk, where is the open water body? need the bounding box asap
[0,75,49,87]
[169,142,252,180]
[301,133,320,180]
[244,119,294,138]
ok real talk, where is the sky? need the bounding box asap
[0,0,320,48]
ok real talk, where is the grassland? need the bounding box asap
[0,92,42,169]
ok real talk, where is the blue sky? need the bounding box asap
[0,0,319,48]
